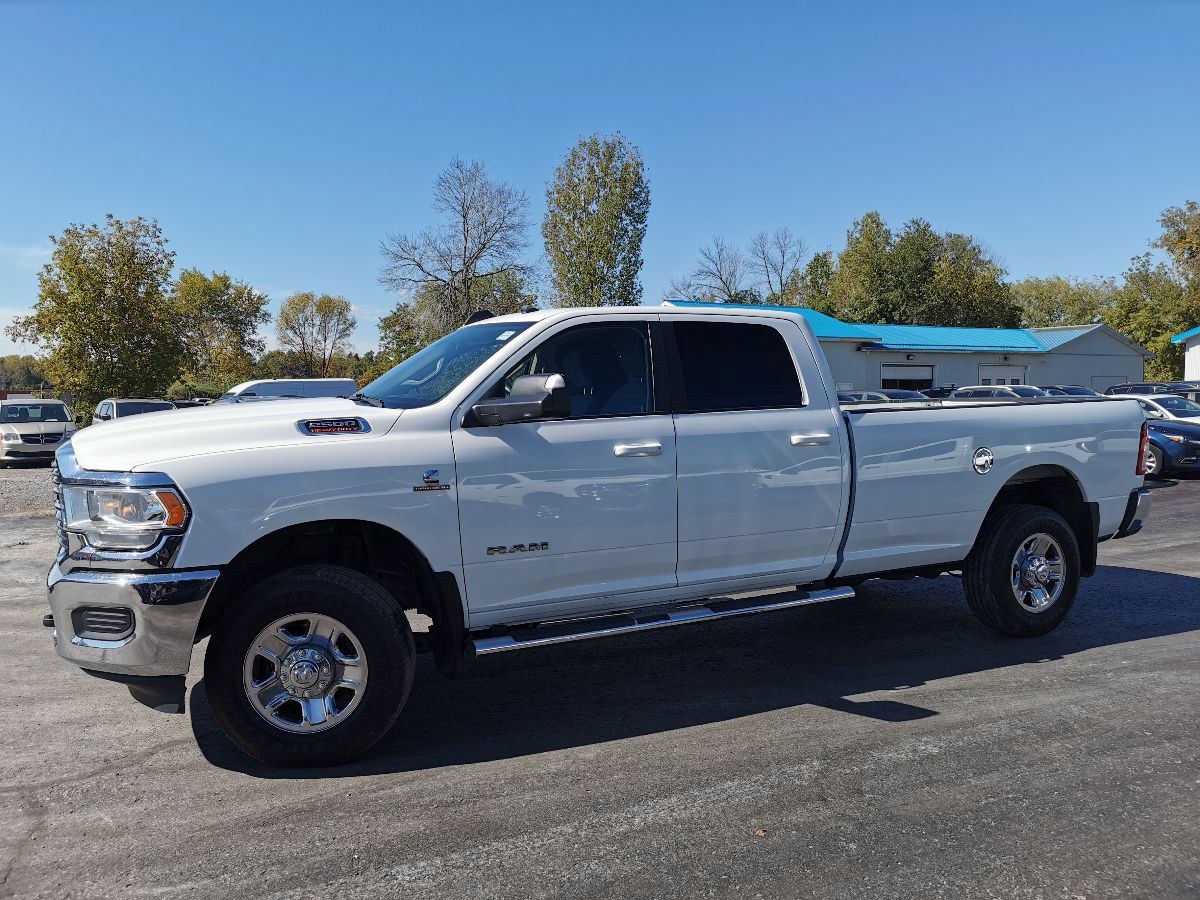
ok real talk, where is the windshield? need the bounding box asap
[361,322,534,409]
[116,401,175,416]
[1155,396,1200,417]
[2,402,70,423]
[1011,386,1046,397]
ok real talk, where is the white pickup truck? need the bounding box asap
[46,304,1152,766]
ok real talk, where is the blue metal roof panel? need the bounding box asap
[1029,325,1101,350]
[662,300,880,340]
[1172,325,1200,344]
[861,323,1047,353]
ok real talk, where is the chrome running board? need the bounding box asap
[472,586,856,656]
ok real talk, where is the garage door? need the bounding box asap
[881,364,934,390]
[978,365,1026,385]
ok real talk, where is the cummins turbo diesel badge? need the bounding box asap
[413,469,451,492]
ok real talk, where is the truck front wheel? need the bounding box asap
[963,504,1081,637]
[204,564,415,767]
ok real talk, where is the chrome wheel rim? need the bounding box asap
[242,613,368,734]
[1010,533,1066,613]
[1144,445,1159,475]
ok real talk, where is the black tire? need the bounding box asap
[1144,443,1166,479]
[204,564,415,767]
[963,504,1081,637]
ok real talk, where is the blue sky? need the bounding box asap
[1,1,1197,355]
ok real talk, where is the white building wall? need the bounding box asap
[816,329,1145,392]
[1185,336,1200,381]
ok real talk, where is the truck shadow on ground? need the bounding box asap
[192,563,1200,778]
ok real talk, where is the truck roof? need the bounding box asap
[481,303,814,326]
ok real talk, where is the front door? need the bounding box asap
[666,318,846,587]
[453,318,678,626]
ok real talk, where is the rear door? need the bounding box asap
[665,317,845,587]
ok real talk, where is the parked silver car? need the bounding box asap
[0,399,76,465]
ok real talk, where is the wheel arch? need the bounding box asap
[977,465,1098,576]
[196,519,469,676]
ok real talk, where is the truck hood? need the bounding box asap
[68,399,403,473]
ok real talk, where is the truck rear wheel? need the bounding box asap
[204,564,415,767]
[963,504,1080,637]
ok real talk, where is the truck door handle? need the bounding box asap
[791,433,831,447]
[614,442,663,457]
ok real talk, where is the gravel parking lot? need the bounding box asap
[1,464,1197,899]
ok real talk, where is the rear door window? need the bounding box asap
[668,321,804,413]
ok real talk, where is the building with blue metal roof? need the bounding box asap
[1172,325,1200,380]
[663,300,1150,391]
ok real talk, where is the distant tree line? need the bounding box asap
[664,203,1200,381]
[6,216,362,412]
[7,147,1198,397]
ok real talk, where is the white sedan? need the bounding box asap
[1128,393,1200,422]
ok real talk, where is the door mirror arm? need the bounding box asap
[470,374,570,426]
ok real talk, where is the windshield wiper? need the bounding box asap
[351,392,385,408]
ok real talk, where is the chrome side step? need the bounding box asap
[471,586,856,656]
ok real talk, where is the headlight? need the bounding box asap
[1163,434,1186,444]
[1,432,19,442]
[61,485,188,550]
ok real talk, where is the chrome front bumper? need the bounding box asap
[47,565,220,676]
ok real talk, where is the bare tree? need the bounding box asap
[379,158,529,335]
[665,236,758,303]
[748,227,806,300]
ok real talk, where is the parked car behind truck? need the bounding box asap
[0,399,74,465]
[215,378,357,403]
[46,305,1151,766]
[93,398,176,422]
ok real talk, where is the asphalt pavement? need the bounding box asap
[1,465,1197,899]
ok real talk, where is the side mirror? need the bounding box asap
[74,414,84,425]
[471,374,570,426]
[94,412,110,421]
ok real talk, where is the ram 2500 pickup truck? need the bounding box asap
[46,304,1152,766]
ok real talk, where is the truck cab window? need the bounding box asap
[669,321,804,412]
[501,322,651,418]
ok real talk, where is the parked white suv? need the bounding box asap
[215,378,358,402]
[46,305,1151,766]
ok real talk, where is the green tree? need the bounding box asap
[1154,200,1200,281]
[1103,254,1198,381]
[0,355,49,391]
[6,215,180,411]
[276,292,357,377]
[172,269,270,387]
[1011,276,1117,328]
[828,211,1017,327]
[795,250,836,313]
[827,211,894,322]
[254,349,309,380]
[543,132,650,307]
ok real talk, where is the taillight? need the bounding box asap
[1136,422,1149,476]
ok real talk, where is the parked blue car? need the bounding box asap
[1145,418,1200,478]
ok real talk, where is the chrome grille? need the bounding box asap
[52,459,67,559]
[20,433,61,444]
